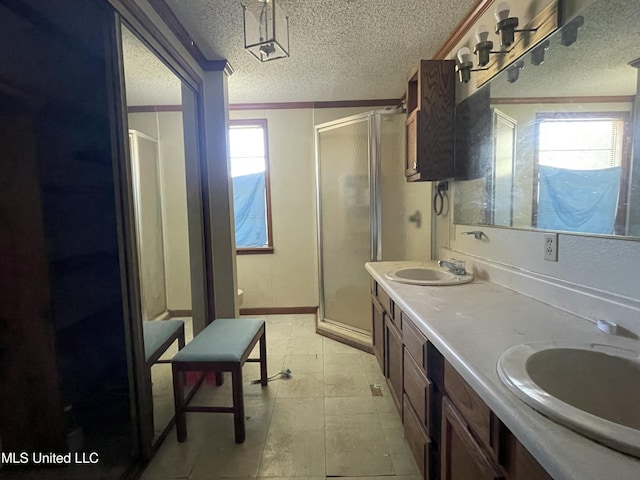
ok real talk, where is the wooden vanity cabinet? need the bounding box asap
[441,397,506,480]
[371,291,385,370]
[442,361,551,480]
[386,314,403,414]
[404,59,456,182]
[371,281,403,414]
[370,281,550,480]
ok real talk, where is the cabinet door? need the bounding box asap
[371,295,385,371]
[405,111,419,179]
[404,395,430,480]
[385,316,403,415]
[441,397,505,480]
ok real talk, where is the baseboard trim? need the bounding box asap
[239,306,318,315]
[316,320,374,355]
[168,309,192,317]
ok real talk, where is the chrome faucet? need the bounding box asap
[438,259,467,275]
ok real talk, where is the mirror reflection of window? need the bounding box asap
[533,113,631,235]
[229,119,274,252]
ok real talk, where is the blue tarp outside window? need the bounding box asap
[233,172,267,247]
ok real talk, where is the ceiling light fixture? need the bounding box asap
[494,2,539,48]
[242,0,289,62]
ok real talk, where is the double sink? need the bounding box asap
[498,341,640,459]
[385,266,473,286]
[385,264,640,459]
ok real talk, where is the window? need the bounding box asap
[533,112,631,234]
[229,119,273,253]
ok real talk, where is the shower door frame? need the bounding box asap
[315,111,389,346]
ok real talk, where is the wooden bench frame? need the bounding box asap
[171,321,267,444]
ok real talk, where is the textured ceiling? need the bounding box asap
[122,25,182,106]
[491,0,638,98]
[167,0,477,103]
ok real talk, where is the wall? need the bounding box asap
[231,107,431,309]
[437,0,640,336]
[128,111,192,312]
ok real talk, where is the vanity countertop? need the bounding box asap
[365,260,640,480]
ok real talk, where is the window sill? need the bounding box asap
[237,247,274,255]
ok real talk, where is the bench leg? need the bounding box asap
[215,371,224,386]
[259,329,268,387]
[231,365,245,444]
[172,366,187,442]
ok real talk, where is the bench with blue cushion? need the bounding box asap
[142,319,185,367]
[171,317,267,444]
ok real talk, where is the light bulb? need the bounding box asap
[494,2,511,22]
[475,25,490,43]
[457,47,472,64]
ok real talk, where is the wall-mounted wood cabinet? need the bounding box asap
[405,60,456,182]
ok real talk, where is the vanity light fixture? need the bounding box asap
[506,60,525,83]
[456,46,488,83]
[561,15,584,47]
[242,0,289,62]
[474,25,495,67]
[530,39,550,65]
[494,1,539,48]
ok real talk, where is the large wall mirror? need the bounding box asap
[454,0,640,238]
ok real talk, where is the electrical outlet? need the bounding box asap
[544,233,558,262]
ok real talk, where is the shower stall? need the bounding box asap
[315,110,411,347]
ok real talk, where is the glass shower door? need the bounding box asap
[317,117,372,333]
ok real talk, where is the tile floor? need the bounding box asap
[141,314,420,480]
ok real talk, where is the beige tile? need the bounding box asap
[373,395,398,414]
[322,337,361,354]
[391,449,422,475]
[324,396,377,415]
[283,353,323,374]
[287,337,323,354]
[258,430,325,477]
[276,373,324,398]
[325,412,381,431]
[189,430,268,479]
[325,427,393,477]
[270,397,324,430]
[382,426,411,454]
[243,353,285,380]
[379,411,403,430]
[140,416,216,479]
[323,353,367,375]
[324,371,373,397]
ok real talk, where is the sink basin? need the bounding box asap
[385,267,473,286]
[498,342,640,458]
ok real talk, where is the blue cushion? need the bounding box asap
[143,319,185,362]
[172,318,265,363]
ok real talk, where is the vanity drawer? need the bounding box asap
[404,394,430,480]
[378,286,400,328]
[403,314,427,371]
[404,348,432,434]
[444,361,499,460]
